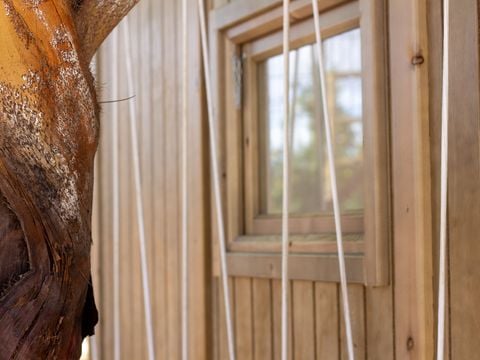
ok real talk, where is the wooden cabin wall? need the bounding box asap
[212,278,394,359]
[210,0,437,359]
[88,0,480,358]
[447,2,480,352]
[210,0,396,359]
[91,0,211,359]
[428,0,480,358]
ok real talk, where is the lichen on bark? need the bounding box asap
[0,0,124,357]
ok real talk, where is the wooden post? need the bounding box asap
[389,0,434,358]
[0,0,138,357]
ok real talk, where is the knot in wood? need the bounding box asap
[406,336,415,351]
[411,54,425,66]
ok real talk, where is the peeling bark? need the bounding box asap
[0,0,137,358]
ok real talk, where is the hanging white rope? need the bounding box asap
[280,1,291,360]
[181,0,189,358]
[436,0,450,358]
[122,17,156,360]
[289,50,299,147]
[197,0,236,359]
[311,1,354,359]
[111,27,121,360]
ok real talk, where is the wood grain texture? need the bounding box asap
[74,0,140,62]
[426,0,452,358]
[389,0,435,358]
[448,0,480,357]
[164,0,180,357]
[150,0,168,357]
[293,281,316,360]
[315,283,339,359]
[359,0,390,286]
[272,279,293,360]
[366,286,394,360]
[340,285,365,360]
[186,0,212,356]
[92,0,209,358]
[211,1,395,359]
[0,0,103,357]
[89,0,480,358]
[253,279,273,360]
[235,277,254,360]
[219,278,235,360]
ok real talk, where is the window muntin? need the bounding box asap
[257,28,363,216]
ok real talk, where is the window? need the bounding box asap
[259,29,363,216]
[211,0,389,285]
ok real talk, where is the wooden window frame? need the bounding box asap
[210,0,389,285]
[243,13,363,236]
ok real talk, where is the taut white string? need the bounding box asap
[181,0,190,358]
[281,1,290,360]
[436,0,450,358]
[311,1,354,358]
[122,17,156,360]
[111,27,121,360]
[289,50,299,145]
[197,0,236,359]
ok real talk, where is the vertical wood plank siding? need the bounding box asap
[444,0,480,357]
[427,0,480,358]
[90,0,480,358]
[428,0,480,357]
[389,0,434,357]
[211,0,396,359]
[92,0,209,359]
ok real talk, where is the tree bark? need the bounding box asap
[0,0,136,358]
[74,0,140,62]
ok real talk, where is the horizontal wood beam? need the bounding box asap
[227,253,364,282]
[211,0,352,31]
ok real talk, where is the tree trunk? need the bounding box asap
[0,0,136,358]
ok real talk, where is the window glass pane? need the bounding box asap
[258,28,363,215]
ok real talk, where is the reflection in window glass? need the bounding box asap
[258,28,363,215]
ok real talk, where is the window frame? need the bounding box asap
[210,0,390,285]
[242,15,364,236]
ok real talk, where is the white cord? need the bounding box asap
[281,1,290,360]
[181,0,189,358]
[197,0,236,359]
[111,27,121,360]
[311,1,354,358]
[436,0,450,358]
[289,50,299,152]
[122,17,156,360]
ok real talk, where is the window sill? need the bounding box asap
[229,233,364,254]
[226,252,364,283]
[217,233,365,282]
